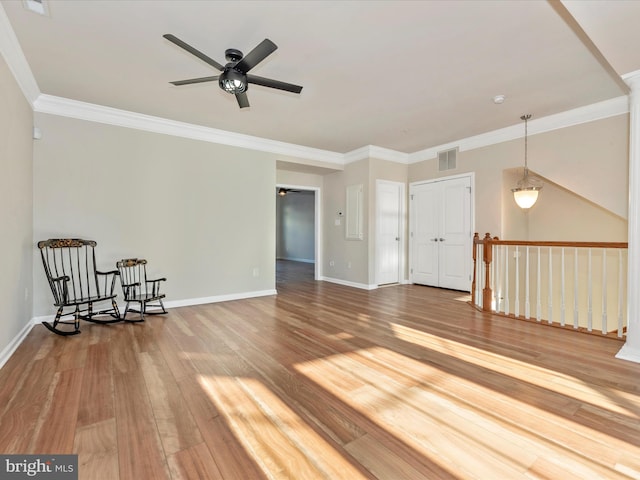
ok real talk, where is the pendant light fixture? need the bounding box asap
[512,114,542,209]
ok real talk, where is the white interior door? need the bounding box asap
[410,175,472,291]
[376,181,403,285]
[410,183,439,286]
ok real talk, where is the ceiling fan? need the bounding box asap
[277,188,301,196]
[163,34,303,109]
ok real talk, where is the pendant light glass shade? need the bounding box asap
[512,114,542,209]
[512,183,541,209]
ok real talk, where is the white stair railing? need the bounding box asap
[472,234,628,337]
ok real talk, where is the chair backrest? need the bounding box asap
[38,238,100,305]
[116,258,149,298]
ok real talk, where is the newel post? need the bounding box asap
[482,233,493,312]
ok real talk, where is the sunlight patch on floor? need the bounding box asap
[389,321,640,418]
[197,375,369,480]
[293,346,637,479]
[454,294,472,302]
[294,347,535,478]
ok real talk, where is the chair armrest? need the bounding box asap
[96,269,120,276]
[51,275,71,283]
[50,275,70,304]
[146,278,166,296]
[96,270,119,296]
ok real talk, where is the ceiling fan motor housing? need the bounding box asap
[219,68,247,93]
[225,48,243,62]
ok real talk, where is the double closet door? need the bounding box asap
[410,175,472,291]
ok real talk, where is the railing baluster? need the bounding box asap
[602,249,607,335]
[525,247,530,319]
[560,248,565,326]
[536,247,541,322]
[548,247,553,324]
[574,248,579,329]
[504,246,510,315]
[588,248,593,332]
[515,246,520,317]
[491,245,500,312]
[618,249,624,337]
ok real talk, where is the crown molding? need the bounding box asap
[33,94,344,164]
[31,92,630,168]
[409,95,629,163]
[344,145,409,164]
[623,69,640,91]
[1,1,632,167]
[0,3,40,106]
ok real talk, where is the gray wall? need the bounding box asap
[0,53,33,354]
[276,191,315,263]
[33,113,277,316]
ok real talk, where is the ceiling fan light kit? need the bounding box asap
[163,34,303,108]
[512,114,543,210]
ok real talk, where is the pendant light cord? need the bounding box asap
[521,114,532,177]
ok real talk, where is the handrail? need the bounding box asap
[472,232,628,338]
[474,235,627,249]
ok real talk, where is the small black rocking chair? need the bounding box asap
[116,258,167,322]
[38,238,121,336]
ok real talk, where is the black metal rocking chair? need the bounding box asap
[116,258,167,322]
[38,238,122,336]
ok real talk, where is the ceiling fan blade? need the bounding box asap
[236,92,250,108]
[170,76,219,86]
[163,34,224,71]
[235,39,277,73]
[247,74,303,94]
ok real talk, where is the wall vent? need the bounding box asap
[438,148,458,171]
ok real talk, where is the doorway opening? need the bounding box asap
[275,184,321,286]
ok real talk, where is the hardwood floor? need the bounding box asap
[1,259,640,479]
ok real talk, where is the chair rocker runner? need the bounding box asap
[38,239,121,336]
[117,258,167,321]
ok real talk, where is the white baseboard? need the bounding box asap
[165,289,277,309]
[616,343,640,364]
[320,276,378,290]
[0,320,34,370]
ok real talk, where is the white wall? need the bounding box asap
[32,113,279,316]
[0,53,33,357]
[321,158,408,287]
[409,114,629,241]
[323,159,370,285]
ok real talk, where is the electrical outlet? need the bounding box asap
[329,260,335,267]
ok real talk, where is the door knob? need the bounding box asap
[395,237,400,241]
[439,238,445,242]
[431,238,439,242]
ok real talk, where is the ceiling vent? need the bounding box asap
[23,0,49,16]
[438,148,458,171]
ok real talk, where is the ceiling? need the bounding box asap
[1,0,639,156]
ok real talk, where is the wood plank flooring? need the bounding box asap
[1,260,640,479]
